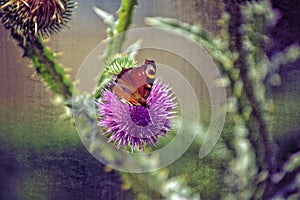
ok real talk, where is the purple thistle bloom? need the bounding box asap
[96,79,177,151]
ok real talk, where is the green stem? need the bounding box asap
[12,32,73,100]
[95,0,137,99]
[105,0,137,58]
[114,0,137,53]
[228,1,273,198]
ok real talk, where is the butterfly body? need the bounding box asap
[111,59,156,107]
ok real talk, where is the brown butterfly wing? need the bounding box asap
[110,68,135,105]
[112,65,148,106]
[129,66,152,107]
[111,60,156,107]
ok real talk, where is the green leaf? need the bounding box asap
[93,6,115,27]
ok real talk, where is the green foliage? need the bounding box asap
[284,152,300,173]
[3,0,300,199]
[146,0,300,199]
[269,45,300,86]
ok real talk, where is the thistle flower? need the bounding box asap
[96,79,177,151]
[0,0,76,37]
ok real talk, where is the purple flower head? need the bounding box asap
[96,79,177,151]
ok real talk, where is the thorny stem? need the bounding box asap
[106,0,137,57]
[114,0,137,52]
[11,32,73,100]
[225,0,274,198]
[95,0,137,99]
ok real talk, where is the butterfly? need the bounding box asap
[110,59,156,108]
